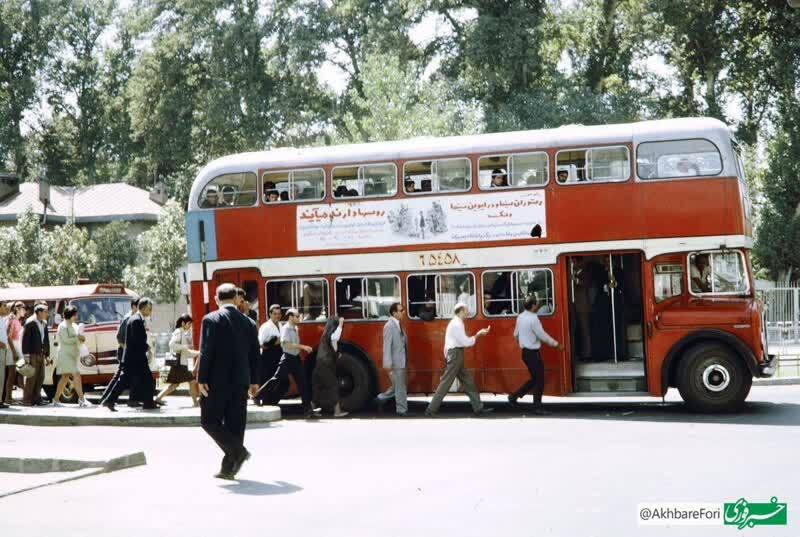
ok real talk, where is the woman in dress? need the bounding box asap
[3,302,25,405]
[156,314,199,407]
[312,316,348,417]
[53,305,92,407]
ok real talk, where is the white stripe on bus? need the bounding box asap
[186,234,752,281]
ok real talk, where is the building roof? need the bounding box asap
[187,117,735,211]
[0,182,163,224]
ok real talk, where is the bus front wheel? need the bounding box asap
[336,353,371,412]
[677,343,752,413]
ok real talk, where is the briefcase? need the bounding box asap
[16,358,35,378]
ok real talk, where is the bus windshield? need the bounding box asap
[70,297,129,325]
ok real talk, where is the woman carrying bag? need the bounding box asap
[156,314,200,407]
[312,316,348,418]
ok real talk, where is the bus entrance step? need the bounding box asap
[575,377,647,393]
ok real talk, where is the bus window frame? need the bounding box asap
[331,161,399,200]
[334,274,402,322]
[402,156,472,196]
[265,277,330,324]
[477,151,550,191]
[635,137,724,182]
[197,171,260,210]
[481,267,556,318]
[686,249,751,298]
[555,145,631,185]
[405,271,477,321]
[262,167,326,205]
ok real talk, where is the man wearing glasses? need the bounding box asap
[375,303,409,416]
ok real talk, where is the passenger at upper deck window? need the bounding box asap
[490,168,509,188]
[346,189,358,197]
[264,181,277,202]
[334,185,348,198]
[203,186,220,207]
[675,158,700,177]
[690,254,712,293]
[266,190,279,202]
[220,185,236,206]
[404,178,416,193]
[556,169,569,183]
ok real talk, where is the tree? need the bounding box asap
[334,51,481,143]
[123,200,186,302]
[88,221,137,283]
[42,222,98,285]
[0,0,57,177]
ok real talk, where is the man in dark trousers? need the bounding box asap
[198,283,260,480]
[100,296,139,407]
[22,303,50,406]
[102,298,157,411]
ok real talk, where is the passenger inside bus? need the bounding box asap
[557,169,569,182]
[280,191,289,201]
[675,158,701,177]
[404,178,416,193]
[690,254,712,293]
[266,189,279,202]
[220,185,236,206]
[203,185,220,207]
[334,185,348,198]
[484,272,513,315]
[490,168,509,187]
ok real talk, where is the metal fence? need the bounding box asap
[758,287,800,378]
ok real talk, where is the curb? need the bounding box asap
[753,377,800,386]
[0,451,147,498]
[0,406,281,427]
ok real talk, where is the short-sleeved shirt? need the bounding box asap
[280,323,299,356]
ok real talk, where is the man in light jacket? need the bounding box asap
[375,303,408,416]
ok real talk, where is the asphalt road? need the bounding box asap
[1,385,798,537]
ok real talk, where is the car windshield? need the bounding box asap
[70,297,129,325]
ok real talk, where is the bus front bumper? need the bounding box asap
[759,354,778,377]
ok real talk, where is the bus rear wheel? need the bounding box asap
[677,343,752,413]
[336,353,371,412]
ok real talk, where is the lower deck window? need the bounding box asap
[482,268,554,316]
[407,272,476,320]
[266,279,329,321]
[335,276,400,320]
[688,251,749,295]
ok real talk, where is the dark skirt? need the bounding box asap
[312,356,339,413]
[166,363,194,384]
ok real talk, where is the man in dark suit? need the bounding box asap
[100,296,140,407]
[199,283,260,480]
[22,303,50,406]
[102,298,157,411]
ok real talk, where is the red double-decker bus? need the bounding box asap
[184,117,775,412]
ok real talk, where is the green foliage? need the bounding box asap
[123,200,186,303]
[87,221,137,283]
[42,222,99,285]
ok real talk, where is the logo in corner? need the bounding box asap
[724,497,787,529]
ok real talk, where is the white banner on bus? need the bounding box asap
[296,190,546,251]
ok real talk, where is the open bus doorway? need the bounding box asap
[567,253,646,393]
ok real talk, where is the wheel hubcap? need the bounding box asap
[702,363,731,392]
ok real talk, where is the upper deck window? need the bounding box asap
[263,168,325,203]
[332,163,398,199]
[403,157,471,194]
[478,152,548,190]
[688,250,749,296]
[556,146,630,184]
[636,139,722,180]
[198,172,258,208]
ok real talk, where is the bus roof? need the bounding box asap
[0,284,134,303]
[188,117,732,210]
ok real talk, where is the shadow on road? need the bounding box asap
[275,399,800,427]
[220,479,303,496]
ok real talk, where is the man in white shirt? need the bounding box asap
[510,296,563,415]
[425,303,492,417]
[255,304,282,406]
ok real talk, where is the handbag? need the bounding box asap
[16,358,35,378]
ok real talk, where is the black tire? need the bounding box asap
[336,353,371,412]
[676,343,752,412]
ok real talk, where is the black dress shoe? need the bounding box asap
[507,395,520,408]
[0,403,9,409]
[214,471,236,480]
[103,401,117,412]
[141,403,159,410]
[231,449,251,477]
[473,407,494,417]
[126,401,142,408]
